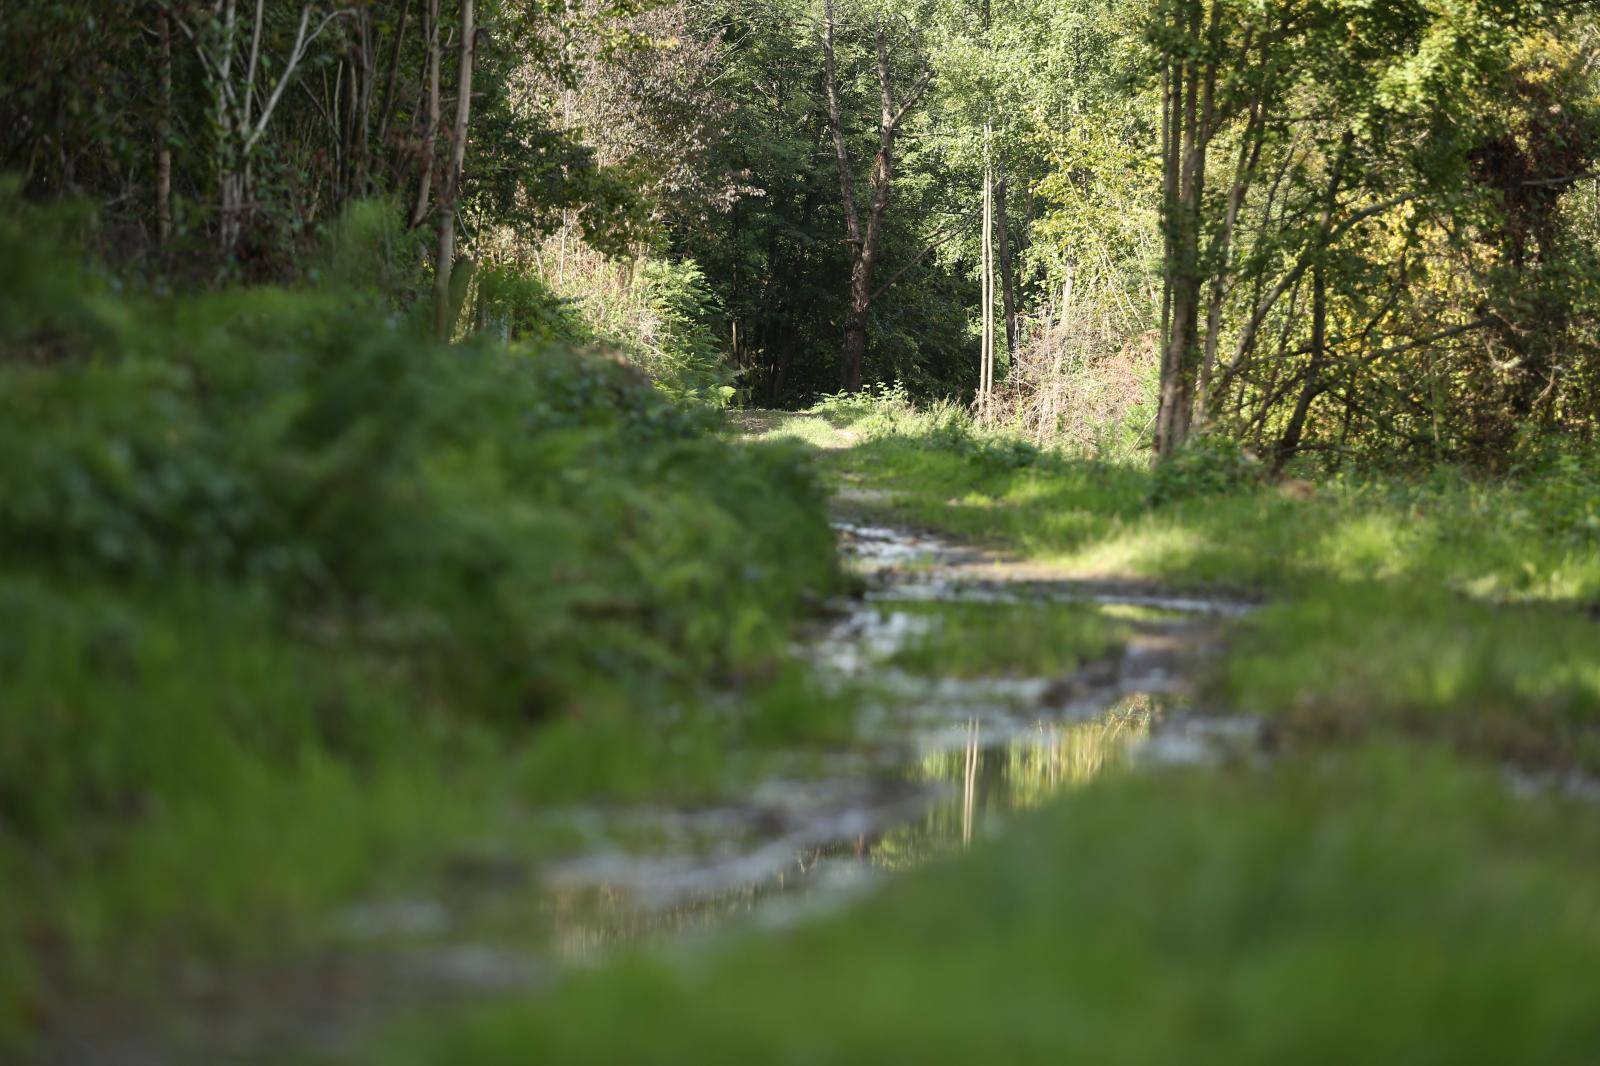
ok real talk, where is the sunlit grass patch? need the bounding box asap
[805,417,1600,605]
[745,413,856,450]
[1062,521,1215,581]
[879,600,1126,679]
[1215,582,1600,771]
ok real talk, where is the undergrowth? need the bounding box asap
[0,199,841,1045]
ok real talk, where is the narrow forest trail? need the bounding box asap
[37,417,1267,1066]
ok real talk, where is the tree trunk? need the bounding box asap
[995,164,1017,358]
[1273,263,1327,473]
[1155,0,1218,458]
[433,0,474,341]
[373,0,414,162]
[411,0,441,229]
[841,306,868,393]
[1156,59,1203,457]
[820,1,928,392]
[352,8,373,198]
[980,146,993,405]
[157,7,173,250]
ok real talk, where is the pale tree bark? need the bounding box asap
[994,164,1018,358]
[821,0,931,392]
[980,124,994,407]
[411,0,442,229]
[432,0,474,341]
[1154,0,1218,457]
[177,0,349,257]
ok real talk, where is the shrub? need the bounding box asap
[1149,435,1262,504]
[0,211,844,1038]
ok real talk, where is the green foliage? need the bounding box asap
[0,282,838,715]
[0,180,114,352]
[361,747,1600,1065]
[0,218,845,1041]
[756,408,1600,602]
[818,384,1049,471]
[1149,436,1263,505]
[308,199,433,310]
[476,263,593,345]
[629,258,738,406]
[1217,582,1600,771]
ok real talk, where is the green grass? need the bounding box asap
[800,407,1600,604]
[359,747,1600,1066]
[0,242,850,1047]
[335,408,1600,1064]
[1214,581,1600,772]
[762,401,1600,770]
[881,600,1126,679]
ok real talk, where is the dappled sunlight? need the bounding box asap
[1312,511,1415,582]
[739,412,859,451]
[1064,521,1214,579]
[13,0,1600,1051]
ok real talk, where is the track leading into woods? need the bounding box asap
[41,484,1259,1066]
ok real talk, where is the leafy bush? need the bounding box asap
[625,258,737,406]
[0,283,837,714]
[0,209,843,1039]
[1149,434,1262,504]
[308,199,432,312]
[475,264,592,345]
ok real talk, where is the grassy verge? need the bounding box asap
[1217,582,1600,772]
[0,225,846,1045]
[764,398,1600,773]
[793,399,1600,604]
[360,746,1600,1065]
[330,403,1600,1064]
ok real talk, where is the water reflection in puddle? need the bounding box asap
[524,522,1238,961]
[322,521,1260,983]
[36,525,1256,1066]
[529,699,1156,962]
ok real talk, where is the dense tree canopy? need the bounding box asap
[6,0,1600,464]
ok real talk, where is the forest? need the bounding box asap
[4,0,1600,1062]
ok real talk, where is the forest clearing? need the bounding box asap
[5,0,1600,1062]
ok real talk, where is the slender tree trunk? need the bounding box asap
[433,0,474,341]
[374,0,414,162]
[1273,262,1327,473]
[980,134,993,406]
[157,7,173,250]
[411,0,441,229]
[1155,0,1217,458]
[1195,94,1263,425]
[820,1,928,392]
[995,165,1017,357]
[340,58,358,203]
[1156,60,1202,456]
[353,8,373,198]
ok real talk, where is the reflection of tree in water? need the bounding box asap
[869,697,1154,871]
[539,699,1155,953]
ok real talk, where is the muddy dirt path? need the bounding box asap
[39,518,1256,1066]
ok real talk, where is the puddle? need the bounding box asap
[513,520,1256,959]
[37,520,1256,1066]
